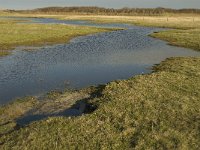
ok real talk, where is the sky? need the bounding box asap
[0,0,200,10]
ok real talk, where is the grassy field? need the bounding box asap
[0,13,200,149]
[0,19,116,56]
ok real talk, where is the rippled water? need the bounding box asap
[0,17,199,104]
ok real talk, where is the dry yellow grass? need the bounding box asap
[5,13,200,29]
[2,12,200,30]
[61,15,200,29]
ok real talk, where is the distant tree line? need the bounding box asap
[5,7,200,15]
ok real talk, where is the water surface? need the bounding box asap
[0,17,199,104]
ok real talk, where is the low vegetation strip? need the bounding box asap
[151,29,200,51]
[0,19,116,56]
[0,57,200,149]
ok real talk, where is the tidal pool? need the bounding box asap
[0,17,199,104]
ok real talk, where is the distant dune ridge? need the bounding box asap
[4,6,200,15]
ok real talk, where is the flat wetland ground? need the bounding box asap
[0,12,200,149]
[3,13,200,51]
[0,18,116,56]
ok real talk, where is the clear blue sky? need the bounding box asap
[0,0,200,10]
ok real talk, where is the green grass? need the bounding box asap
[0,57,200,149]
[0,19,117,56]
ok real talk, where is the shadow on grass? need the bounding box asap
[16,85,105,126]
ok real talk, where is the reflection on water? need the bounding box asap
[0,17,199,104]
